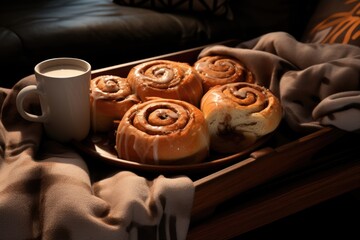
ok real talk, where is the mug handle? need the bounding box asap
[16,85,50,122]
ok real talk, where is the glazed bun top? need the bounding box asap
[194,55,254,92]
[116,98,210,165]
[90,75,134,101]
[127,59,204,106]
[201,82,282,153]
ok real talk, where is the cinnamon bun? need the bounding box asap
[200,82,282,153]
[194,55,254,92]
[90,75,140,133]
[127,60,203,106]
[116,98,210,165]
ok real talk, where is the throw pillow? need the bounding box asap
[302,0,360,45]
[113,0,231,18]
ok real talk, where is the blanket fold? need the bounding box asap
[0,77,194,240]
[199,32,360,132]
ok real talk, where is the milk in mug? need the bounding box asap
[42,65,86,78]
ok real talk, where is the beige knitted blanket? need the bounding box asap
[200,32,360,133]
[0,76,194,239]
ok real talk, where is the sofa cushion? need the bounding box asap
[0,28,33,88]
[302,0,360,46]
[113,0,232,18]
[0,0,317,88]
[0,0,238,87]
[0,28,23,59]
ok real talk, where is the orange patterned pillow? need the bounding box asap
[302,0,360,45]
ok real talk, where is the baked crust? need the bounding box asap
[200,82,282,153]
[90,75,140,132]
[116,98,210,165]
[194,55,254,92]
[127,60,203,107]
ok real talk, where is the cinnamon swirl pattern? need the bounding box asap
[116,98,210,165]
[200,82,282,153]
[90,75,140,133]
[127,60,203,106]
[194,55,254,92]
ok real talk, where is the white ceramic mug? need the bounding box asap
[16,57,91,142]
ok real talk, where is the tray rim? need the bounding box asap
[72,132,274,174]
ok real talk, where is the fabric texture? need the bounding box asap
[199,32,360,133]
[1,31,360,240]
[113,0,231,18]
[0,75,194,240]
[302,0,360,45]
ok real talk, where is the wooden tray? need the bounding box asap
[73,131,273,175]
[85,42,353,236]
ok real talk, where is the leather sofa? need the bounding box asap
[0,0,317,88]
